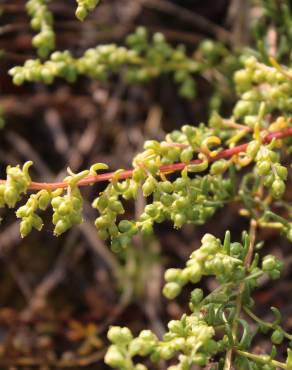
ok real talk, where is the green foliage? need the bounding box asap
[2,57,292,245]
[2,0,292,368]
[251,0,292,63]
[105,232,290,370]
[8,27,199,99]
[0,161,32,208]
[26,0,55,57]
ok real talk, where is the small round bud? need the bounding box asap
[107,326,133,345]
[104,345,125,368]
[75,6,87,21]
[262,255,277,271]
[159,181,173,194]
[20,219,32,238]
[163,282,181,299]
[210,159,228,175]
[180,147,193,163]
[191,288,203,305]
[271,179,285,199]
[164,268,182,283]
[54,219,70,236]
[247,140,260,158]
[38,190,51,210]
[142,177,156,196]
[271,329,284,344]
[257,161,270,175]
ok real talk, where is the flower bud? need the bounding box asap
[210,159,228,175]
[271,329,284,345]
[142,177,156,196]
[32,214,43,231]
[20,219,33,238]
[58,202,71,216]
[51,196,63,209]
[104,345,125,368]
[4,187,18,208]
[164,268,182,283]
[257,161,270,175]
[107,326,133,345]
[158,345,174,360]
[159,181,173,194]
[38,190,51,210]
[163,282,181,299]
[191,288,203,305]
[182,263,202,283]
[262,255,280,271]
[97,228,109,240]
[132,168,145,183]
[180,147,193,163]
[271,179,285,199]
[54,219,70,236]
[75,6,87,21]
[167,320,183,334]
[173,213,186,228]
[274,164,288,180]
[247,140,260,158]
[160,194,173,206]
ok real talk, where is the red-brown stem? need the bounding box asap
[0,128,291,191]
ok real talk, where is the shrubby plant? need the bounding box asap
[1,0,292,368]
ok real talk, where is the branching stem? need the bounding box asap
[236,349,287,369]
[0,128,291,191]
[223,219,258,370]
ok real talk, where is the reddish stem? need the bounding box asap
[1,128,291,191]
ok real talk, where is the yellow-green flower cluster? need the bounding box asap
[51,187,83,236]
[16,189,51,237]
[233,56,292,125]
[9,28,198,99]
[262,254,283,280]
[51,169,89,236]
[75,0,100,21]
[91,125,234,252]
[9,51,77,85]
[163,233,244,299]
[0,161,33,208]
[247,139,288,199]
[105,230,288,370]
[105,315,216,370]
[26,0,55,58]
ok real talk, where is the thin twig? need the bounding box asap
[223,219,258,370]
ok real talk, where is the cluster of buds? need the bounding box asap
[90,124,235,252]
[51,188,83,236]
[247,139,288,199]
[163,233,245,299]
[26,0,55,58]
[233,56,292,125]
[126,27,198,99]
[105,230,288,370]
[75,0,100,21]
[262,254,283,280]
[0,161,32,208]
[16,189,51,237]
[9,28,198,99]
[9,51,77,85]
[105,314,216,370]
[51,169,89,236]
